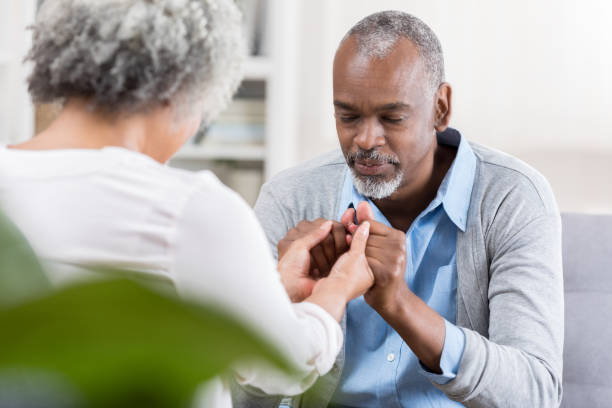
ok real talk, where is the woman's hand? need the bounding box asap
[305,222,374,321]
[277,219,350,278]
[342,202,409,317]
[277,220,334,302]
[320,221,375,301]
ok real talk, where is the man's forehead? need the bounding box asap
[334,99,412,113]
[333,36,427,96]
[335,36,421,72]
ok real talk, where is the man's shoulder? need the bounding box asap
[263,149,347,198]
[256,150,347,224]
[470,142,558,215]
[271,149,346,181]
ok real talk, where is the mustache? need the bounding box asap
[346,149,400,166]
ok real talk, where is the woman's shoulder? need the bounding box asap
[181,169,256,224]
[98,149,237,207]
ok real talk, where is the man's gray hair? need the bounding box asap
[27,0,246,124]
[343,10,445,93]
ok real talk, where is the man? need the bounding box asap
[235,10,563,408]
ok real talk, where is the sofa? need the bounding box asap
[561,213,612,407]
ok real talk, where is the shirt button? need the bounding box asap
[387,353,395,362]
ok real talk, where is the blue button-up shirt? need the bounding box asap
[329,133,476,408]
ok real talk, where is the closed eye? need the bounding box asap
[382,116,404,124]
[337,114,359,123]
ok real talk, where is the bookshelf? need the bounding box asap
[12,0,298,207]
[173,143,265,161]
[170,0,299,206]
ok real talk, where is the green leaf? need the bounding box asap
[0,278,292,408]
[0,212,50,308]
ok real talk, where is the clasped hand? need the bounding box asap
[277,219,374,304]
[277,202,409,317]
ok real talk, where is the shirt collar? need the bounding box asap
[338,128,476,232]
[437,128,476,231]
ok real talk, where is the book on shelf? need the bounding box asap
[193,98,265,145]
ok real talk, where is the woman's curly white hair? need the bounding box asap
[27,0,246,123]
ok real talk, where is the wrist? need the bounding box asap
[376,284,414,323]
[312,276,352,303]
[304,277,351,322]
[279,275,297,302]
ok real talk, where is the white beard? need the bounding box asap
[350,168,403,200]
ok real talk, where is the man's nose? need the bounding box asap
[355,118,385,150]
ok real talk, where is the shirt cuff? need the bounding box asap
[418,319,466,385]
[233,301,343,397]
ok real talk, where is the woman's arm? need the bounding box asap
[171,174,370,397]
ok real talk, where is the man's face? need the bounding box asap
[333,36,438,200]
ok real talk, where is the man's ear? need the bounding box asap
[434,83,452,132]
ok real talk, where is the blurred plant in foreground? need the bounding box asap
[0,212,290,408]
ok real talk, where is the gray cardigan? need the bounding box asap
[232,142,564,408]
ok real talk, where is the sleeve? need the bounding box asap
[171,175,343,399]
[434,209,564,407]
[418,319,466,385]
[253,182,292,261]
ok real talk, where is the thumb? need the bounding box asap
[340,207,356,229]
[293,220,333,250]
[356,201,375,224]
[349,221,370,254]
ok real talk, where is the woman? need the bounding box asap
[0,0,373,406]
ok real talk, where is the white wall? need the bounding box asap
[0,0,36,145]
[2,0,610,213]
[290,0,612,213]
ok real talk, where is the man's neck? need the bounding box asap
[373,143,457,232]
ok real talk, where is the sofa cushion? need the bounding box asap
[561,213,612,408]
